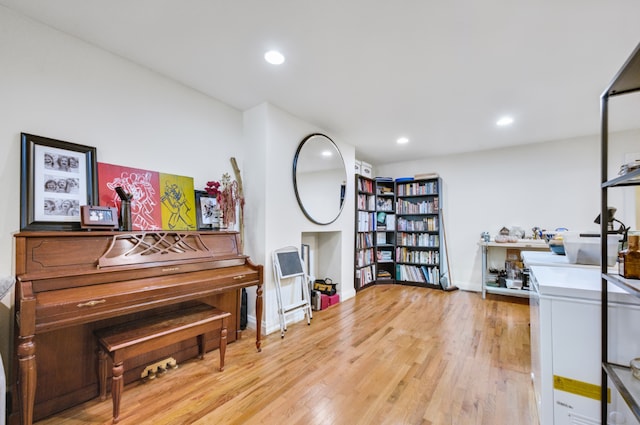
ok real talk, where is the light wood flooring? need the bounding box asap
[36,285,538,425]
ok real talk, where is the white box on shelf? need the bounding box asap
[361,161,373,178]
[563,232,621,266]
[354,160,362,175]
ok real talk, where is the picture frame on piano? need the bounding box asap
[20,133,98,231]
[194,190,220,230]
[80,205,119,230]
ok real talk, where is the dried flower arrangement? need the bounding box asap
[205,173,243,229]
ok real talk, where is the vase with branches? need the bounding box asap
[205,173,243,229]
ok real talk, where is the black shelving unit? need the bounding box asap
[600,40,640,424]
[395,177,443,289]
[374,178,396,284]
[354,174,376,291]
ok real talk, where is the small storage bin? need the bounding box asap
[563,232,621,266]
[320,294,340,310]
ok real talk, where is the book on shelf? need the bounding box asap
[377,270,392,280]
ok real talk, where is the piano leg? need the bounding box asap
[17,335,36,425]
[256,284,263,352]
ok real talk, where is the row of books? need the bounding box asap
[376,211,395,231]
[355,264,376,288]
[357,193,375,211]
[377,249,393,262]
[396,181,438,196]
[376,197,393,211]
[357,211,375,231]
[357,178,374,194]
[396,216,438,231]
[396,232,439,247]
[356,232,374,249]
[396,198,439,214]
[396,264,440,284]
[356,248,375,267]
[396,247,440,265]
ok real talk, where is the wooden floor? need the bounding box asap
[36,285,538,425]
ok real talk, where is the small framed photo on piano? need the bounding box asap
[80,205,119,230]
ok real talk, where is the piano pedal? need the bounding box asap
[141,357,177,381]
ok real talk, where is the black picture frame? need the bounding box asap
[20,133,98,231]
[194,190,219,230]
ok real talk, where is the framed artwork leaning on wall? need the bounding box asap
[20,133,98,231]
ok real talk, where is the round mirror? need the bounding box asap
[293,133,347,225]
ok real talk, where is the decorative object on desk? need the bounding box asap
[80,205,119,230]
[115,186,133,231]
[619,234,640,279]
[194,190,220,230]
[510,226,525,239]
[20,133,98,231]
[205,172,244,229]
[548,235,566,255]
[230,157,245,251]
[481,231,490,242]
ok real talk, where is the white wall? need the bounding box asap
[377,129,640,291]
[244,103,356,335]
[0,8,245,374]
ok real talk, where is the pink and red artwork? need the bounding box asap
[97,163,162,230]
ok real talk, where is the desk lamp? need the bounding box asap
[594,206,629,248]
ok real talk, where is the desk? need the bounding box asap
[479,239,548,299]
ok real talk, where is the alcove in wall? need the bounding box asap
[301,231,342,294]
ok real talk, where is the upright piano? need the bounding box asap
[10,230,263,425]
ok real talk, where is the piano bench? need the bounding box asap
[95,303,231,424]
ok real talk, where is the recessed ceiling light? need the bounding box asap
[496,116,514,126]
[264,50,285,65]
[322,150,332,157]
[397,137,409,144]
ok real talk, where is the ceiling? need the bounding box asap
[3,1,640,164]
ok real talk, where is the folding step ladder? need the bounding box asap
[272,246,313,338]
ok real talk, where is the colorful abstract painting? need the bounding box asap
[159,173,196,230]
[98,163,196,231]
[97,162,162,230]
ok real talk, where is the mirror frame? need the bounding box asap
[293,133,346,225]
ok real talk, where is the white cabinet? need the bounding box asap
[529,265,640,425]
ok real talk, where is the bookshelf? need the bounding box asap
[354,175,376,290]
[395,177,443,289]
[355,175,453,291]
[374,178,396,283]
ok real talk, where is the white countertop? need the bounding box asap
[521,250,571,267]
[530,265,638,304]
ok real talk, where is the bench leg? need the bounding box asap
[197,334,205,360]
[219,317,228,371]
[111,361,124,424]
[98,349,108,401]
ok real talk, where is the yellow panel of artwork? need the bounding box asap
[159,173,196,230]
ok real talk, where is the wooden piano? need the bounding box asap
[10,230,263,425]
